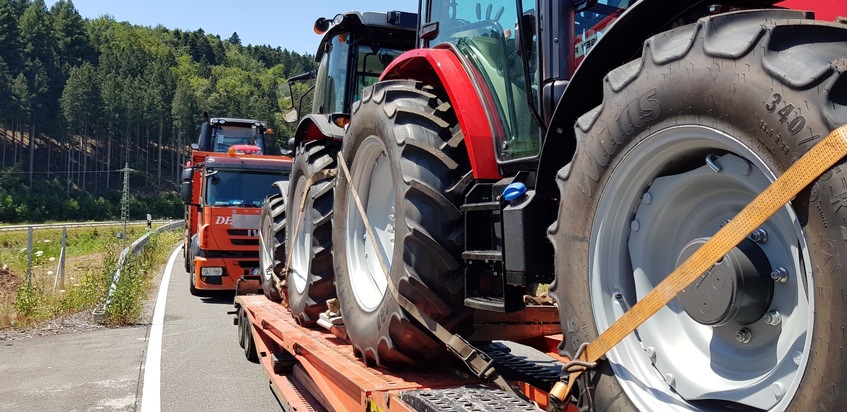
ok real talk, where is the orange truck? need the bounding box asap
[180,118,292,295]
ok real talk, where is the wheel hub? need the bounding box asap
[677,238,773,326]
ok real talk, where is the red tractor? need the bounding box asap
[258,10,417,311]
[279,0,847,410]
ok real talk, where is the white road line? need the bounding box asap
[141,245,182,412]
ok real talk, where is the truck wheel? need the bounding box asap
[286,141,337,325]
[334,80,471,366]
[259,194,285,302]
[189,235,201,297]
[551,11,847,411]
[183,235,190,273]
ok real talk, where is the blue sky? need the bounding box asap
[48,0,419,55]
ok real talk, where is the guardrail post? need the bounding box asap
[26,226,33,287]
[53,226,67,291]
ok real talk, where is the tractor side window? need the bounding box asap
[313,33,351,115]
[353,45,405,103]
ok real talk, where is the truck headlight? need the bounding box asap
[201,267,223,276]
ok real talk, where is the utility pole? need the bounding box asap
[119,163,135,240]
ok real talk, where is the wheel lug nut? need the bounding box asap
[749,228,768,244]
[645,347,656,362]
[630,220,640,232]
[770,267,789,283]
[664,373,675,387]
[736,328,752,344]
[764,311,782,326]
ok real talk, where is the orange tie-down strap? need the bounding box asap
[552,125,847,402]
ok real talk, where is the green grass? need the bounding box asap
[1,227,181,328]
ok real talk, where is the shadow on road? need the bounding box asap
[196,291,235,305]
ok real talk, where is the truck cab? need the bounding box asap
[182,149,292,295]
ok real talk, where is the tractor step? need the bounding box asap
[462,250,502,261]
[460,201,500,212]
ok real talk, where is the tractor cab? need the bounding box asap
[416,0,630,164]
[288,10,418,144]
[196,116,269,155]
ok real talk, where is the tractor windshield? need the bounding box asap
[427,0,540,161]
[212,125,266,154]
[204,170,286,207]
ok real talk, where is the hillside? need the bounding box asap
[0,0,318,223]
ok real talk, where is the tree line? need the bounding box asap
[0,0,317,223]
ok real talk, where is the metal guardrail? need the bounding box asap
[92,220,184,322]
[0,220,173,233]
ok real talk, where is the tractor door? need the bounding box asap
[421,0,541,163]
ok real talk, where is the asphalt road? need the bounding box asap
[158,246,281,411]
[0,245,282,411]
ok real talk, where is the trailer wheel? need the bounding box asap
[259,194,285,302]
[242,308,259,363]
[286,141,337,325]
[237,306,246,349]
[334,80,471,366]
[189,235,200,297]
[551,11,847,411]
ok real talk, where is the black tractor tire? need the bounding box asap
[259,194,285,302]
[189,235,201,297]
[333,80,471,366]
[285,141,338,325]
[551,11,847,411]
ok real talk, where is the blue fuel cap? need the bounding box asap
[503,182,527,202]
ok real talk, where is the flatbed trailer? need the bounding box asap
[233,294,574,411]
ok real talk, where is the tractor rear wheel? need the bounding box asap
[551,11,847,411]
[333,80,471,366]
[286,141,337,325]
[259,193,285,302]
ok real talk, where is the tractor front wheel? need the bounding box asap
[333,80,471,366]
[551,11,847,411]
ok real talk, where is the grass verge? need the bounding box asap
[0,226,181,328]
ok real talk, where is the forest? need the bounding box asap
[0,0,318,223]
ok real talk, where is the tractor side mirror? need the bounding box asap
[283,108,298,123]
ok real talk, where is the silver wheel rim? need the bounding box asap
[345,136,395,312]
[290,175,312,294]
[590,125,813,411]
[259,211,273,282]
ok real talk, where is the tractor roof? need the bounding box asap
[315,10,417,61]
[209,118,268,129]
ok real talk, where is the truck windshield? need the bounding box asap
[205,170,287,207]
[212,126,266,153]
